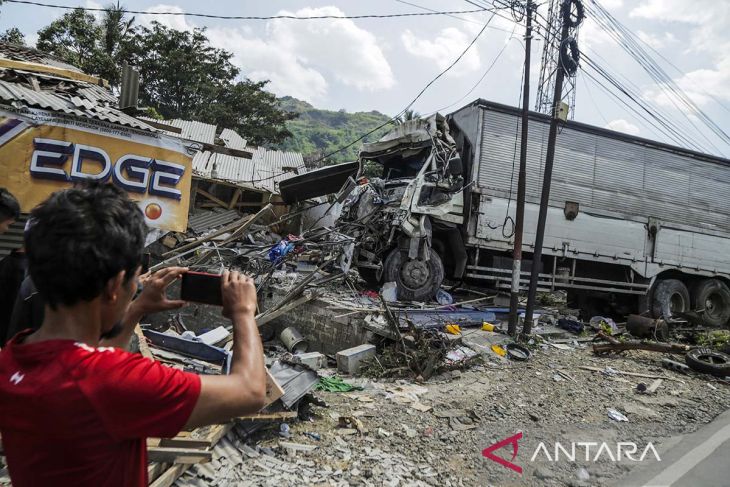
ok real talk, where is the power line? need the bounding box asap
[4,0,491,20]
[395,0,517,34]
[427,24,519,114]
[308,12,498,165]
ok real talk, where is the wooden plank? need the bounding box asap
[256,292,315,327]
[161,215,252,257]
[236,410,298,422]
[158,437,213,449]
[149,463,187,487]
[135,324,153,359]
[265,369,285,407]
[228,189,242,209]
[0,58,108,86]
[578,366,683,381]
[147,447,212,464]
[196,188,229,209]
[147,462,169,483]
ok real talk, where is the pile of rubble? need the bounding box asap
[121,182,730,486]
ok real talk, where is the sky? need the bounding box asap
[1,0,729,157]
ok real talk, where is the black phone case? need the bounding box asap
[180,272,223,306]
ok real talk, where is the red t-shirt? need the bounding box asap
[0,330,201,487]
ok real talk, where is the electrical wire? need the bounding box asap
[307,11,497,165]
[4,0,491,20]
[427,24,519,115]
[583,0,730,154]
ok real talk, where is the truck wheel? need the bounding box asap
[651,279,689,319]
[358,267,382,288]
[685,347,730,376]
[690,279,730,327]
[383,248,444,302]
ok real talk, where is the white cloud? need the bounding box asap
[133,5,394,104]
[206,28,329,102]
[140,4,195,32]
[631,1,730,107]
[262,7,394,92]
[401,27,481,77]
[636,30,677,49]
[605,119,640,135]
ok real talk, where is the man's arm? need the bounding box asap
[184,271,266,428]
[101,266,187,349]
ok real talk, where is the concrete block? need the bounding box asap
[294,351,326,370]
[336,344,376,375]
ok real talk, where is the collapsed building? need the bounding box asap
[2,41,730,487]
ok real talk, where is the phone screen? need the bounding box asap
[180,271,223,306]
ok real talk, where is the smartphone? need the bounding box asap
[180,271,223,306]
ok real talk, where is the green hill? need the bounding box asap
[276,96,393,165]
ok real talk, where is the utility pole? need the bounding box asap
[507,0,534,336]
[522,3,572,335]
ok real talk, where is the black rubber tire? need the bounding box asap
[383,248,444,302]
[651,279,690,319]
[358,267,382,288]
[685,347,730,377]
[690,279,730,327]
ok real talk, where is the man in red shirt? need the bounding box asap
[0,183,267,486]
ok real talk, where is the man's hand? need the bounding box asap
[130,266,188,318]
[221,270,257,319]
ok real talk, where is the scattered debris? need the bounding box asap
[607,408,629,422]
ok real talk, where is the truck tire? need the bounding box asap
[358,267,382,288]
[651,279,689,319]
[685,347,730,376]
[383,248,444,302]
[690,279,730,327]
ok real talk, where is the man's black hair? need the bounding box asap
[0,188,20,222]
[25,182,148,309]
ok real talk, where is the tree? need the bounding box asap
[33,9,295,145]
[35,3,136,87]
[125,22,237,120]
[199,80,296,146]
[394,109,421,125]
[126,22,295,145]
[36,9,104,75]
[0,27,25,45]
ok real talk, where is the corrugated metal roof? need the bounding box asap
[193,146,306,194]
[167,119,217,145]
[0,79,156,131]
[187,209,240,234]
[0,43,81,72]
[219,128,247,150]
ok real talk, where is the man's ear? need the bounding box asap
[104,270,127,303]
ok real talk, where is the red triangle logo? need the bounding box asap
[482,431,523,474]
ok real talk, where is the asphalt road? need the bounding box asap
[615,407,730,487]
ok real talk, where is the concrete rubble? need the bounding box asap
[76,159,721,486]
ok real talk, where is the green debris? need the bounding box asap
[316,376,363,392]
[697,330,730,350]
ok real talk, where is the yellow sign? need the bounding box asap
[0,109,193,232]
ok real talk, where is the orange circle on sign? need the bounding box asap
[145,203,162,220]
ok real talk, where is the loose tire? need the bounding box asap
[383,248,444,302]
[651,279,690,319]
[685,347,730,376]
[690,279,730,327]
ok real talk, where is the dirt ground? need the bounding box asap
[176,338,730,486]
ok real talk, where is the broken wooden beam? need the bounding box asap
[147,446,212,464]
[592,340,690,355]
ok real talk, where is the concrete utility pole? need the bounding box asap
[522,3,572,335]
[507,0,534,336]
